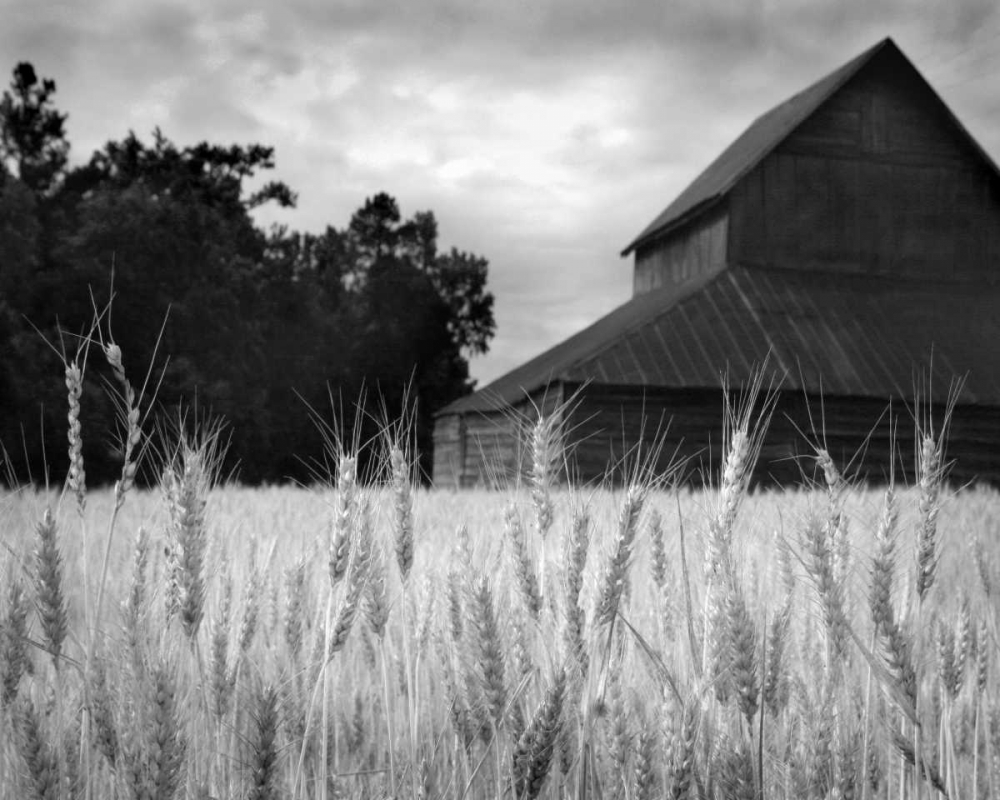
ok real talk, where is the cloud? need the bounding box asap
[4,0,1000,389]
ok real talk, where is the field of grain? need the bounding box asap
[1,346,999,799]
[1,412,999,800]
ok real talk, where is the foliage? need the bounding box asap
[0,62,69,195]
[0,63,495,486]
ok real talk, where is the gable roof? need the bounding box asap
[621,36,1000,255]
[440,37,1000,418]
[441,265,1000,415]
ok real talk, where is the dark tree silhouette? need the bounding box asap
[0,63,69,195]
[0,64,495,486]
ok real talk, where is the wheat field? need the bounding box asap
[1,343,999,800]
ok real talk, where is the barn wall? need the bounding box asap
[438,381,1000,487]
[431,409,522,488]
[565,384,721,484]
[431,413,465,488]
[633,207,729,296]
[431,385,566,488]
[729,50,1000,283]
[768,394,1000,487]
[564,383,1000,487]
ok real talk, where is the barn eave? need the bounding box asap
[439,266,1000,417]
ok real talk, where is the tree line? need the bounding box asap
[0,63,496,485]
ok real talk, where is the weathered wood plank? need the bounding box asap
[564,384,1000,487]
[437,379,1000,489]
[633,207,729,295]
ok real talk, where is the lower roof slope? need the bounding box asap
[441,267,1000,415]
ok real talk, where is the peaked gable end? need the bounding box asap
[623,37,1000,262]
[729,43,1000,282]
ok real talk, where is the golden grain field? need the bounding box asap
[2,417,999,800]
[1,339,999,799]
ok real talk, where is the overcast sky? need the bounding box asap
[4,1,1000,388]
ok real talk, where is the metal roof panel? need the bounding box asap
[440,266,1000,415]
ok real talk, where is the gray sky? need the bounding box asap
[5,1,1000,388]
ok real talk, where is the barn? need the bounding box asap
[432,37,1000,488]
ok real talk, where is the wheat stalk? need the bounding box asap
[704,415,754,701]
[596,484,645,630]
[328,554,368,658]
[246,683,280,800]
[14,696,60,800]
[802,514,848,671]
[90,661,119,769]
[667,701,698,799]
[284,560,308,662]
[648,509,668,592]
[163,440,211,641]
[726,580,759,726]
[140,663,186,800]
[505,503,542,620]
[815,447,845,501]
[210,572,234,721]
[415,572,436,656]
[870,489,898,638]
[936,620,960,701]
[718,736,756,800]
[364,543,389,640]
[34,508,68,665]
[511,668,566,800]
[605,679,631,800]
[231,564,260,659]
[915,433,943,604]
[2,577,31,705]
[329,454,357,587]
[562,507,590,673]
[103,340,142,508]
[977,618,989,696]
[633,723,658,800]
[470,574,507,728]
[121,526,150,665]
[65,361,86,513]
[528,411,561,540]
[390,445,414,582]
[867,488,920,716]
[762,604,791,718]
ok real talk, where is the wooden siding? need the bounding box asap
[728,54,1000,283]
[633,208,729,296]
[564,383,1000,487]
[437,379,1000,487]
[431,413,464,488]
[432,386,565,487]
[431,411,520,488]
